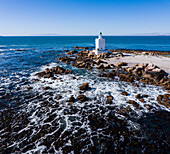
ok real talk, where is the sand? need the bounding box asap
[105,53,170,74]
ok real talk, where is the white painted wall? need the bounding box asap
[95,38,105,50]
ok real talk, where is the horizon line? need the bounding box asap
[1,34,170,37]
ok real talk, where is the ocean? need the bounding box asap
[0,36,170,153]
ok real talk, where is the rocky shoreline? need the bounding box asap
[0,47,170,153]
[54,49,170,108]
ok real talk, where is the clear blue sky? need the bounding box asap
[0,0,170,36]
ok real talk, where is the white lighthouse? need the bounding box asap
[94,32,105,55]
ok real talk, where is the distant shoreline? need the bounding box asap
[1,35,170,37]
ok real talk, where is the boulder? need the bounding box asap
[116,62,127,67]
[56,95,62,100]
[127,100,139,108]
[157,94,170,108]
[43,86,51,90]
[79,83,91,91]
[121,91,128,96]
[67,50,78,55]
[68,95,75,102]
[96,59,107,65]
[107,96,113,100]
[73,46,89,49]
[77,95,88,102]
[97,64,104,69]
[135,94,142,99]
[142,94,148,98]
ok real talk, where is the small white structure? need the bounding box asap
[94,32,105,55]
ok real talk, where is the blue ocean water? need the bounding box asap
[1,36,170,51]
[0,36,170,74]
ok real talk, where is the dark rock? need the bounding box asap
[106,99,112,104]
[97,64,104,69]
[107,96,113,100]
[157,94,170,108]
[142,94,148,98]
[56,95,62,100]
[77,95,88,102]
[127,100,139,108]
[43,86,51,90]
[121,91,128,96]
[68,95,75,103]
[139,99,145,103]
[67,50,78,55]
[96,59,107,65]
[116,62,127,67]
[73,46,89,49]
[27,86,33,90]
[79,83,91,91]
[135,94,142,99]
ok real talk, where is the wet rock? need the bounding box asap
[68,95,75,103]
[139,99,145,103]
[157,94,170,108]
[142,94,148,98]
[106,99,112,104]
[77,95,88,102]
[43,86,51,90]
[72,77,76,79]
[67,50,78,55]
[135,94,142,99]
[44,72,54,78]
[56,95,62,100]
[127,100,139,108]
[144,104,152,110]
[73,46,89,49]
[106,96,113,104]
[27,86,33,90]
[33,79,39,82]
[35,66,72,79]
[117,73,134,83]
[107,96,113,100]
[97,64,104,69]
[132,83,139,87]
[79,83,91,91]
[121,91,128,96]
[117,106,132,116]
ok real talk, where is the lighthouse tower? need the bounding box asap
[95,32,105,54]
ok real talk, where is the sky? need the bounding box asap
[0,0,170,36]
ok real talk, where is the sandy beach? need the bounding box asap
[105,53,170,74]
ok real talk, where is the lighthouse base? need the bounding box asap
[92,50,106,55]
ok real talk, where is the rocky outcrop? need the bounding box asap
[106,96,113,104]
[116,62,127,67]
[127,100,140,108]
[99,71,116,79]
[157,94,170,108]
[116,73,134,83]
[35,66,72,79]
[77,95,88,102]
[121,91,128,96]
[79,83,91,91]
[67,50,78,55]
[68,95,76,103]
[73,46,89,49]
[135,94,142,99]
